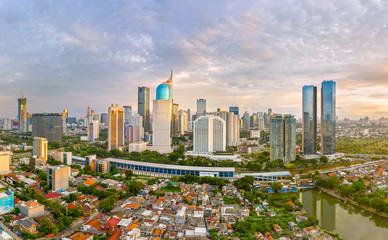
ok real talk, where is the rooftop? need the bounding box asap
[106,158,235,172]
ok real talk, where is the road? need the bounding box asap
[318,159,386,174]
[0,221,23,240]
[53,211,101,239]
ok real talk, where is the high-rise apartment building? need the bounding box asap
[258,117,265,131]
[219,111,239,146]
[196,99,206,115]
[32,113,63,142]
[229,106,239,116]
[108,105,125,151]
[88,120,99,142]
[123,106,132,124]
[33,137,48,160]
[138,87,150,133]
[178,109,188,135]
[47,165,70,191]
[270,115,284,161]
[270,114,296,164]
[193,115,226,153]
[321,80,336,155]
[18,95,27,133]
[126,114,144,143]
[302,85,317,155]
[283,115,296,164]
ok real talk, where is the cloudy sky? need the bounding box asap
[0,0,387,119]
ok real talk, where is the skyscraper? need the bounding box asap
[100,113,108,125]
[196,99,206,115]
[108,105,125,151]
[283,114,296,164]
[138,87,150,133]
[242,111,250,131]
[18,95,27,133]
[321,80,336,155]
[270,115,284,161]
[88,120,99,142]
[171,103,179,137]
[123,106,132,125]
[302,85,317,155]
[193,115,226,153]
[178,109,188,135]
[152,73,173,153]
[32,113,63,142]
[229,106,239,116]
[270,114,296,164]
[87,106,91,117]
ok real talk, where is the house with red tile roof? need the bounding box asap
[44,192,61,200]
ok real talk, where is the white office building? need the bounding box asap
[151,99,172,153]
[193,115,226,153]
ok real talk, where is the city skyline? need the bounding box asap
[1,1,388,118]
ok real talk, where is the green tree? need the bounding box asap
[319,156,329,165]
[272,182,283,192]
[129,181,144,195]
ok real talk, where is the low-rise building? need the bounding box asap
[18,200,45,218]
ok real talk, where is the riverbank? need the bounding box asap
[319,187,388,218]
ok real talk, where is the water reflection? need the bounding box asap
[295,190,388,239]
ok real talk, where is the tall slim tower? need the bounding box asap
[108,105,125,151]
[138,87,150,133]
[18,95,27,133]
[302,85,317,155]
[152,71,174,154]
[321,80,336,155]
[283,114,296,164]
[87,106,91,117]
[242,111,250,132]
[270,115,284,161]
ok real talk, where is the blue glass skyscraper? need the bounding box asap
[229,106,239,116]
[321,80,336,155]
[302,85,317,155]
[138,87,150,133]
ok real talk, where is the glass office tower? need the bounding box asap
[229,106,239,116]
[123,106,132,125]
[302,85,317,155]
[138,87,150,133]
[321,80,336,155]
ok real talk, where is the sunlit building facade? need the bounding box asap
[193,115,226,153]
[108,105,125,151]
[302,85,317,155]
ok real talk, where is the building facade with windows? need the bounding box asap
[321,80,336,155]
[106,158,235,179]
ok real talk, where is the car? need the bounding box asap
[84,217,89,220]
[47,233,55,237]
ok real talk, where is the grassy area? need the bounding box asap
[336,137,388,155]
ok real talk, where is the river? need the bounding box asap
[283,190,388,239]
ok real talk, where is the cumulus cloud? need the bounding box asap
[0,0,387,118]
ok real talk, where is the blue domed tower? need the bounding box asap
[156,70,173,122]
[156,70,173,101]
